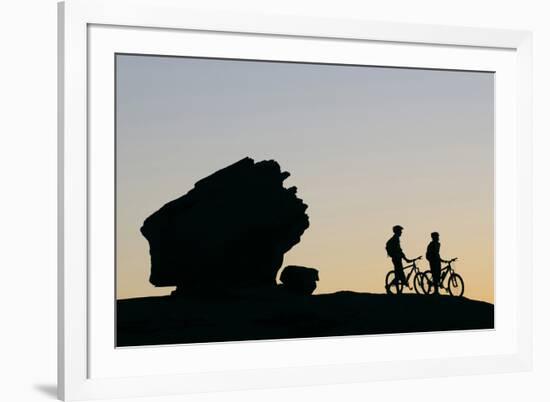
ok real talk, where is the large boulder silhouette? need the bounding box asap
[140,157,310,294]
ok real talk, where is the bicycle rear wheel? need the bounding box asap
[385,271,403,295]
[421,272,435,295]
[448,273,464,297]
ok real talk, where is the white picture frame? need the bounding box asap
[58,0,533,400]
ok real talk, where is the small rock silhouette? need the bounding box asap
[141,157,310,295]
[279,265,319,295]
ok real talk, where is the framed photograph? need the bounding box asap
[58,0,533,400]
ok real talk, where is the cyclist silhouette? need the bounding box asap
[426,232,450,295]
[385,225,413,288]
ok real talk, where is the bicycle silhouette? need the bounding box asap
[421,257,464,296]
[385,256,424,295]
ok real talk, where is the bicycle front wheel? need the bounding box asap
[385,271,403,295]
[413,273,423,294]
[448,273,464,297]
[421,272,435,295]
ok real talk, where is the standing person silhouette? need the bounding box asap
[385,225,413,289]
[426,232,449,295]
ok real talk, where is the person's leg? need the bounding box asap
[393,258,406,285]
[431,261,441,295]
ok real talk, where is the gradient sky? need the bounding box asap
[116,54,494,303]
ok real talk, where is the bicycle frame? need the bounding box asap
[440,265,451,284]
[423,258,464,297]
[403,261,421,286]
[437,260,456,287]
[385,256,425,295]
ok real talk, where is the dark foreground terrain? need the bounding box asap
[117,290,494,347]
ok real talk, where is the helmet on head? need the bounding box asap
[392,225,403,234]
[431,232,440,239]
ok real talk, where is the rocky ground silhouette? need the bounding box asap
[117,290,494,347]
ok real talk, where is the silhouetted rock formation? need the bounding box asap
[140,157,310,295]
[280,265,319,295]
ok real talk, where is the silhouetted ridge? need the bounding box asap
[140,157,310,294]
[117,293,494,346]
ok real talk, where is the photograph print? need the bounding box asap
[115,54,494,347]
